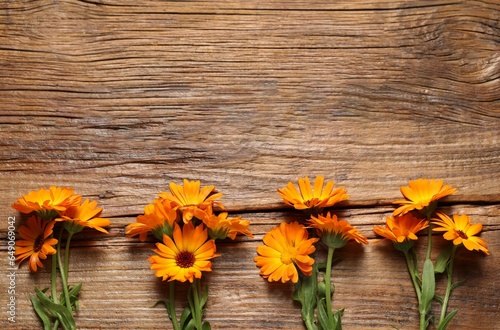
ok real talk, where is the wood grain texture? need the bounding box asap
[0,0,499,329]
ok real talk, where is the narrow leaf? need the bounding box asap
[30,294,53,330]
[333,309,344,330]
[451,278,467,292]
[35,288,76,330]
[202,321,211,330]
[180,307,192,329]
[317,298,331,330]
[420,259,435,314]
[437,310,458,330]
[435,244,453,273]
[153,299,169,309]
[184,319,195,330]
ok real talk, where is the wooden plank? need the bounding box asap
[2,205,498,329]
[0,0,498,329]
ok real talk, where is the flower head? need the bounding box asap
[15,216,58,272]
[126,200,179,241]
[12,186,81,219]
[148,222,219,282]
[433,213,489,255]
[393,179,457,217]
[158,179,224,223]
[254,221,318,283]
[309,212,368,248]
[374,213,429,251]
[277,176,349,214]
[194,206,253,240]
[57,199,110,234]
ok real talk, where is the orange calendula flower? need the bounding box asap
[433,213,489,255]
[194,206,253,240]
[12,186,82,219]
[15,216,58,272]
[374,213,429,251]
[277,176,349,213]
[148,222,219,282]
[309,212,368,248]
[254,221,318,283]
[158,179,223,223]
[393,178,457,217]
[126,200,179,241]
[57,199,110,234]
[374,213,428,243]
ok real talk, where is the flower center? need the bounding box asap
[456,230,468,239]
[33,234,45,253]
[175,251,195,268]
[280,247,298,265]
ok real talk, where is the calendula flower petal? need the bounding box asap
[433,213,489,255]
[277,176,349,212]
[159,179,224,223]
[393,179,457,216]
[57,199,110,234]
[254,221,318,283]
[374,213,428,245]
[309,212,368,248]
[14,216,58,272]
[148,222,218,283]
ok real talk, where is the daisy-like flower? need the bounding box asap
[254,221,318,283]
[433,213,489,255]
[12,186,81,219]
[148,222,219,282]
[57,199,110,234]
[15,216,58,272]
[309,212,368,248]
[194,206,253,240]
[373,213,429,251]
[158,179,224,223]
[126,200,179,241]
[393,178,457,217]
[277,176,349,214]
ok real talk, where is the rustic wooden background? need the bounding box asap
[1,0,499,329]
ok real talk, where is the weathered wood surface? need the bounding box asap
[0,0,499,329]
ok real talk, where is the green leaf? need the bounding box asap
[332,309,344,330]
[317,298,330,330]
[202,321,211,330]
[294,265,318,329]
[180,307,192,329]
[184,319,195,330]
[200,284,209,309]
[435,244,453,273]
[433,294,444,304]
[153,299,168,309]
[35,288,76,330]
[437,310,458,330]
[451,278,467,292]
[30,294,53,330]
[60,283,82,312]
[419,259,435,315]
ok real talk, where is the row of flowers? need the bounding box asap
[11,178,488,330]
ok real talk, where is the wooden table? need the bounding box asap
[1,1,498,329]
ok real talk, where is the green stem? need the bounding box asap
[64,232,74,280]
[169,281,181,330]
[192,279,203,330]
[403,250,422,303]
[57,230,72,310]
[426,213,433,261]
[325,247,335,326]
[51,247,61,330]
[51,247,59,303]
[439,245,457,325]
[304,317,318,330]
